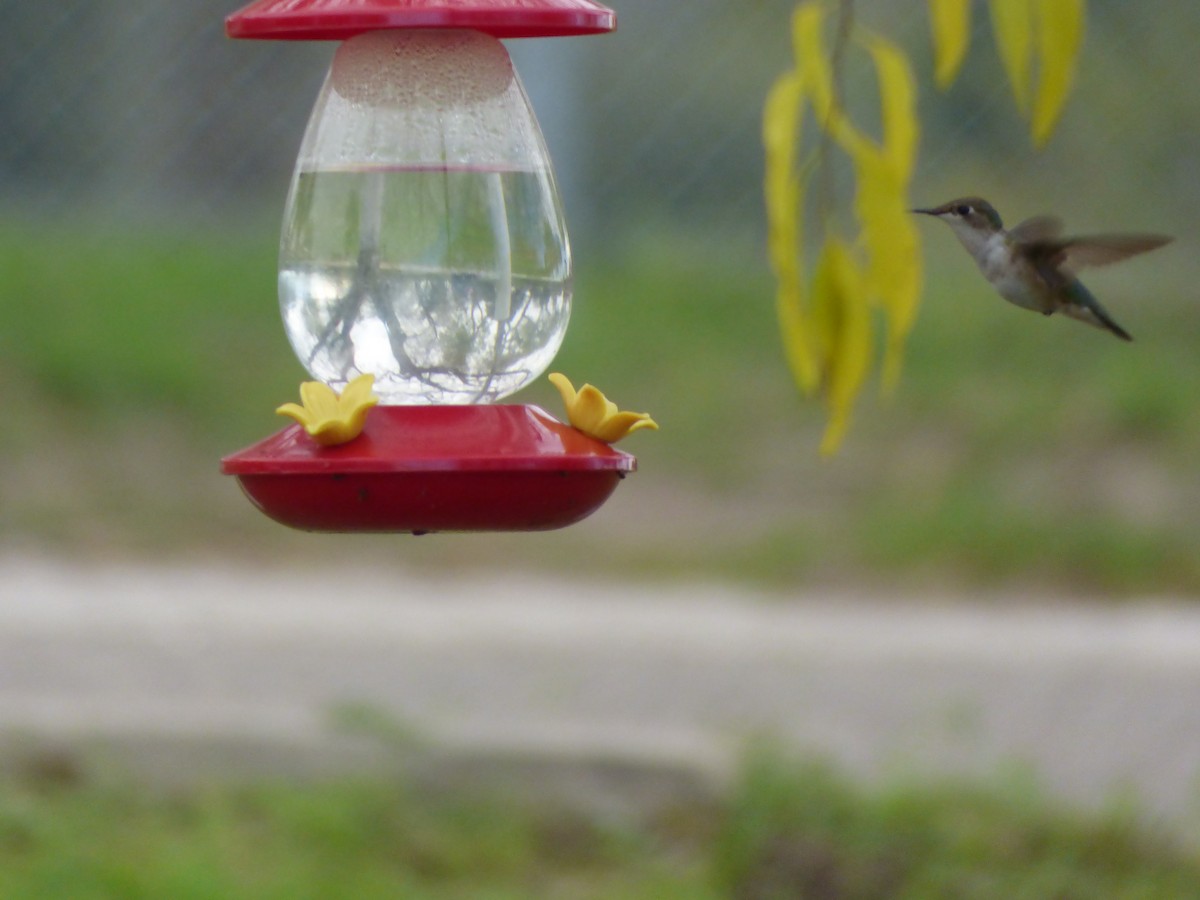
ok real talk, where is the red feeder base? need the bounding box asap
[220,404,635,533]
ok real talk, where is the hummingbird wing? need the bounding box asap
[1053,234,1173,271]
[1011,215,1171,272]
[1008,215,1063,244]
[1017,233,1171,283]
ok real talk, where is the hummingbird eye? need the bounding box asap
[955,204,971,216]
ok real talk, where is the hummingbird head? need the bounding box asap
[912,197,1004,256]
[912,197,1003,231]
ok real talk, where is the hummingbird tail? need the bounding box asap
[1061,282,1133,342]
[1097,312,1133,342]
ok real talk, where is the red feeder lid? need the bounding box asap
[226,0,617,40]
[220,405,636,533]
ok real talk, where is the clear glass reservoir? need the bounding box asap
[279,29,571,404]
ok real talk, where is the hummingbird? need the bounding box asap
[913,197,1172,341]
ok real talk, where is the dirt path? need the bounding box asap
[3,555,1200,822]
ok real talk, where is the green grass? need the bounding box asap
[716,750,1200,899]
[3,217,1199,594]
[0,220,299,441]
[2,749,1199,898]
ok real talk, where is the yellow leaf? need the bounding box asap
[1031,0,1085,147]
[777,267,815,395]
[863,33,919,181]
[763,73,803,257]
[811,240,871,456]
[989,0,1034,112]
[792,2,873,160]
[853,156,922,390]
[791,3,834,122]
[828,37,921,392]
[765,8,930,451]
[878,222,922,388]
[763,71,818,394]
[928,0,970,89]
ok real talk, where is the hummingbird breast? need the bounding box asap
[978,235,1052,313]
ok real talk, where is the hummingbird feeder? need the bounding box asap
[219,0,643,534]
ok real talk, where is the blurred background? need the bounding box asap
[3,0,1200,893]
[2,0,1197,593]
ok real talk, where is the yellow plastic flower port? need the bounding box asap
[276,374,379,446]
[548,373,658,444]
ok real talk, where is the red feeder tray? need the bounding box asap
[226,0,617,40]
[221,404,634,533]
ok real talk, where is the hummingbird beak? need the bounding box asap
[910,207,938,217]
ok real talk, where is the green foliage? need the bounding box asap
[715,749,1200,899]
[1,750,1198,898]
[0,221,299,444]
[2,220,1198,594]
[0,769,703,899]
[859,477,1200,593]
